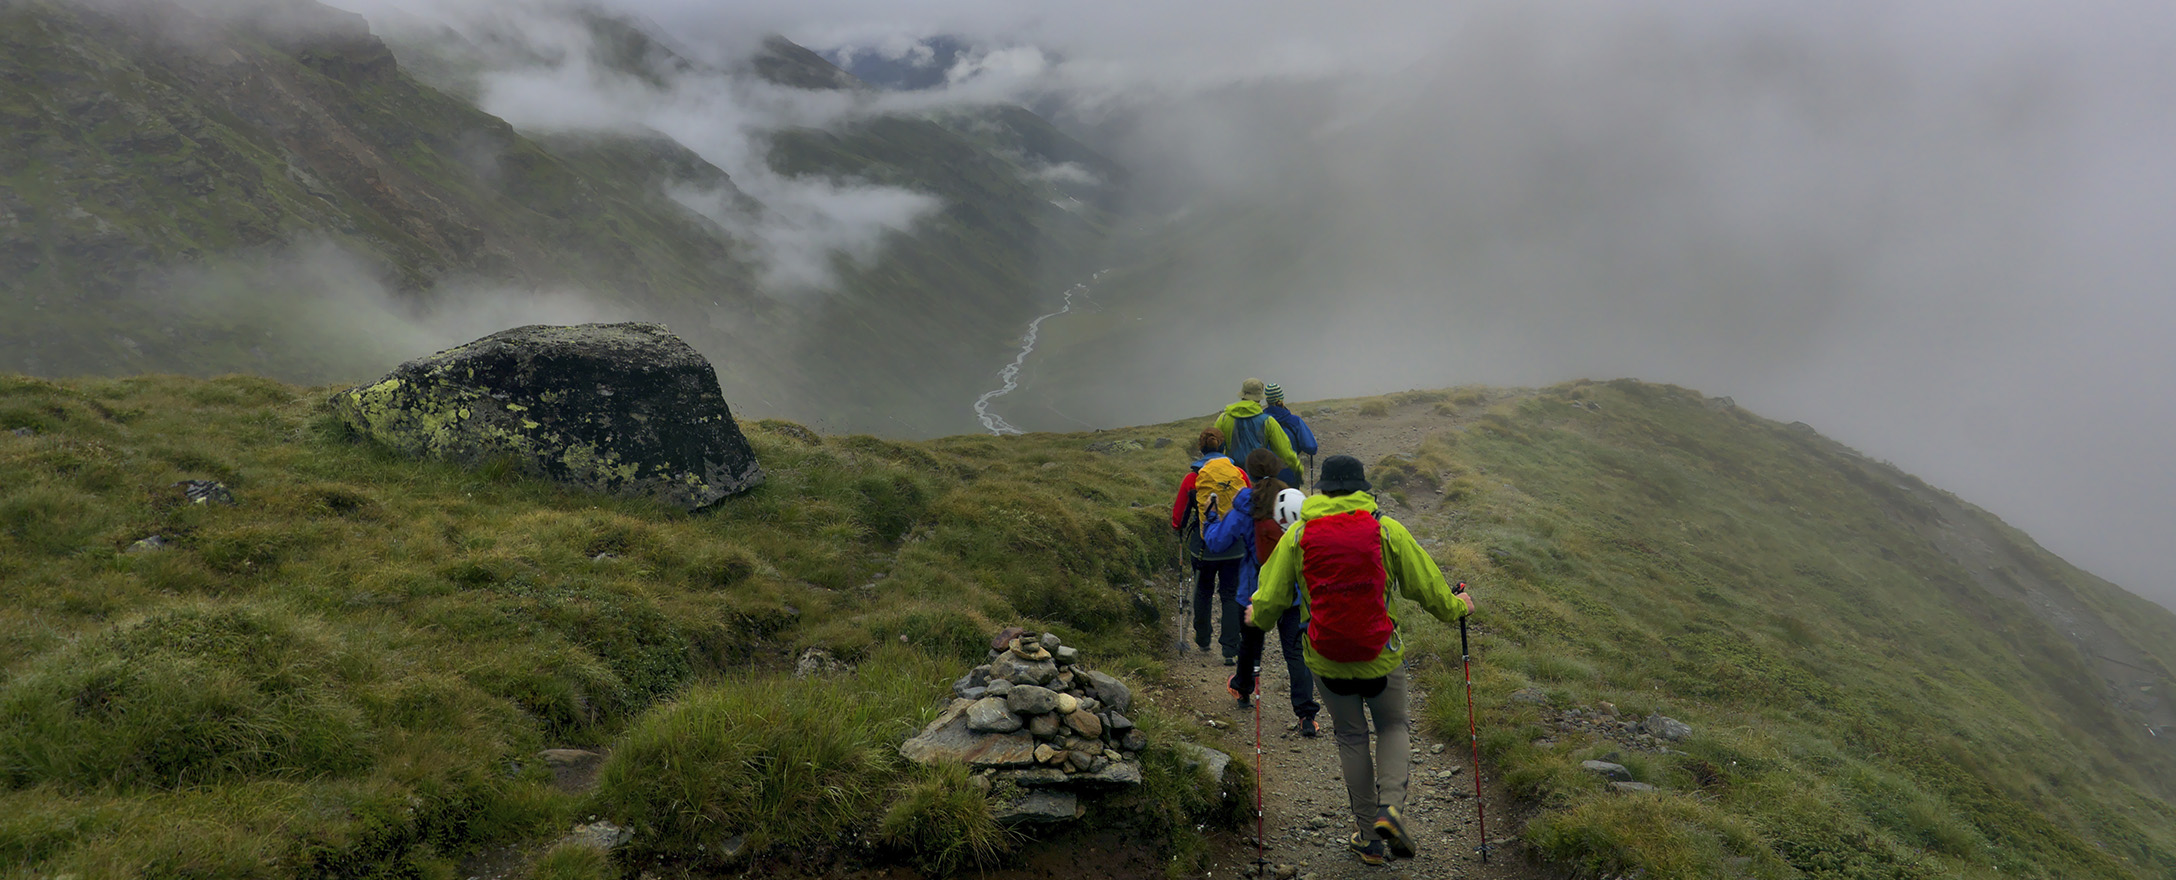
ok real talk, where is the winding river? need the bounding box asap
[973,272,1103,435]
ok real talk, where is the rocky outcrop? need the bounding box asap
[331,323,762,510]
[1530,701,1690,754]
[1580,760,1633,782]
[902,629,1149,825]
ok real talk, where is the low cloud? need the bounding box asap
[154,239,640,381]
[669,177,934,291]
[340,0,944,294]
[1024,162,1100,188]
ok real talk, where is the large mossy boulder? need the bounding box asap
[332,323,763,509]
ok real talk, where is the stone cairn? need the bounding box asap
[899,627,1146,824]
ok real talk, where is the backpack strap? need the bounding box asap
[1373,510,1401,654]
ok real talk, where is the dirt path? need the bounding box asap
[1140,391,1553,880]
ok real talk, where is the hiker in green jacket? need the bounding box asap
[1249,455,1474,865]
[1215,378,1302,480]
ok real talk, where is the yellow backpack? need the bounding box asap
[1187,456,1248,562]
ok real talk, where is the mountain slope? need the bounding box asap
[711,32,1123,434]
[0,0,772,379]
[1324,383,2176,878]
[3,0,1125,435]
[2,374,2170,878]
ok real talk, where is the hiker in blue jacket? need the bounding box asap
[1202,448,1321,737]
[1264,382,1318,486]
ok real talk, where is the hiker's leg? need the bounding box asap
[1216,561,1245,660]
[1192,566,1214,649]
[1232,619,1266,695]
[1322,684,1376,830]
[1366,664,1413,813]
[1276,605,1318,719]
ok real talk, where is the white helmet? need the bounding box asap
[1273,488,1307,529]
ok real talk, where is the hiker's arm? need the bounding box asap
[1249,524,1303,626]
[1171,472,1197,530]
[1291,415,1318,455]
[1202,488,1251,554]
[1382,518,1468,623]
[1267,420,1300,473]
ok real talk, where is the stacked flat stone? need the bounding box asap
[901,628,1148,824]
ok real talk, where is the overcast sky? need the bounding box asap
[324,0,2176,609]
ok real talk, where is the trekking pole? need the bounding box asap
[1252,652,1267,876]
[1176,507,1193,615]
[1455,582,1488,863]
[1177,539,1189,616]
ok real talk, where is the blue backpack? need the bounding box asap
[1225,413,1269,471]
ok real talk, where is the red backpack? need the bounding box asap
[1299,510,1394,663]
[1252,516,1284,565]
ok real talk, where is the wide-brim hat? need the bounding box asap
[1315,454,1370,493]
[1240,377,1265,402]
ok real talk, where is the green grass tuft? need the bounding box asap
[529,842,614,880]
[879,761,1013,874]
[588,644,946,860]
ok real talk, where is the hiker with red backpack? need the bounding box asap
[1247,454,1475,866]
[1215,379,1302,488]
[1171,427,1251,664]
[1201,448,1322,737]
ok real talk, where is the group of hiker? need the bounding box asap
[1170,378,1477,867]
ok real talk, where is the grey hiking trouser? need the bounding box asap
[1320,662,1411,831]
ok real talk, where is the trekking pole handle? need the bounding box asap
[1454,582,1470,658]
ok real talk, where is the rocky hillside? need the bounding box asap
[0,0,1119,434]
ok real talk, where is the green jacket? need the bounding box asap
[1249,491,1470,679]
[1215,401,1302,475]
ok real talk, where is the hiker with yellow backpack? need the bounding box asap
[1171,427,1251,664]
[1248,454,1475,865]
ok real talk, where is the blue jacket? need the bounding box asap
[1202,486,1303,609]
[1265,404,1317,455]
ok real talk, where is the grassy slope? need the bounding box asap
[3,374,2171,879]
[1361,382,2176,879]
[0,373,1230,878]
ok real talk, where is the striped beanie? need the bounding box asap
[1264,382,1284,404]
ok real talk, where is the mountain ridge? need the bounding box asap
[2,373,2171,878]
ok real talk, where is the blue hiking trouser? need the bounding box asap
[1231,603,1319,719]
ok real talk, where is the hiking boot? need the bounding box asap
[1227,675,1252,709]
[1298,716,1320,738]
[1373,805,1417,859]
[1347,832,1386,866]
[1222,655,1237,666]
